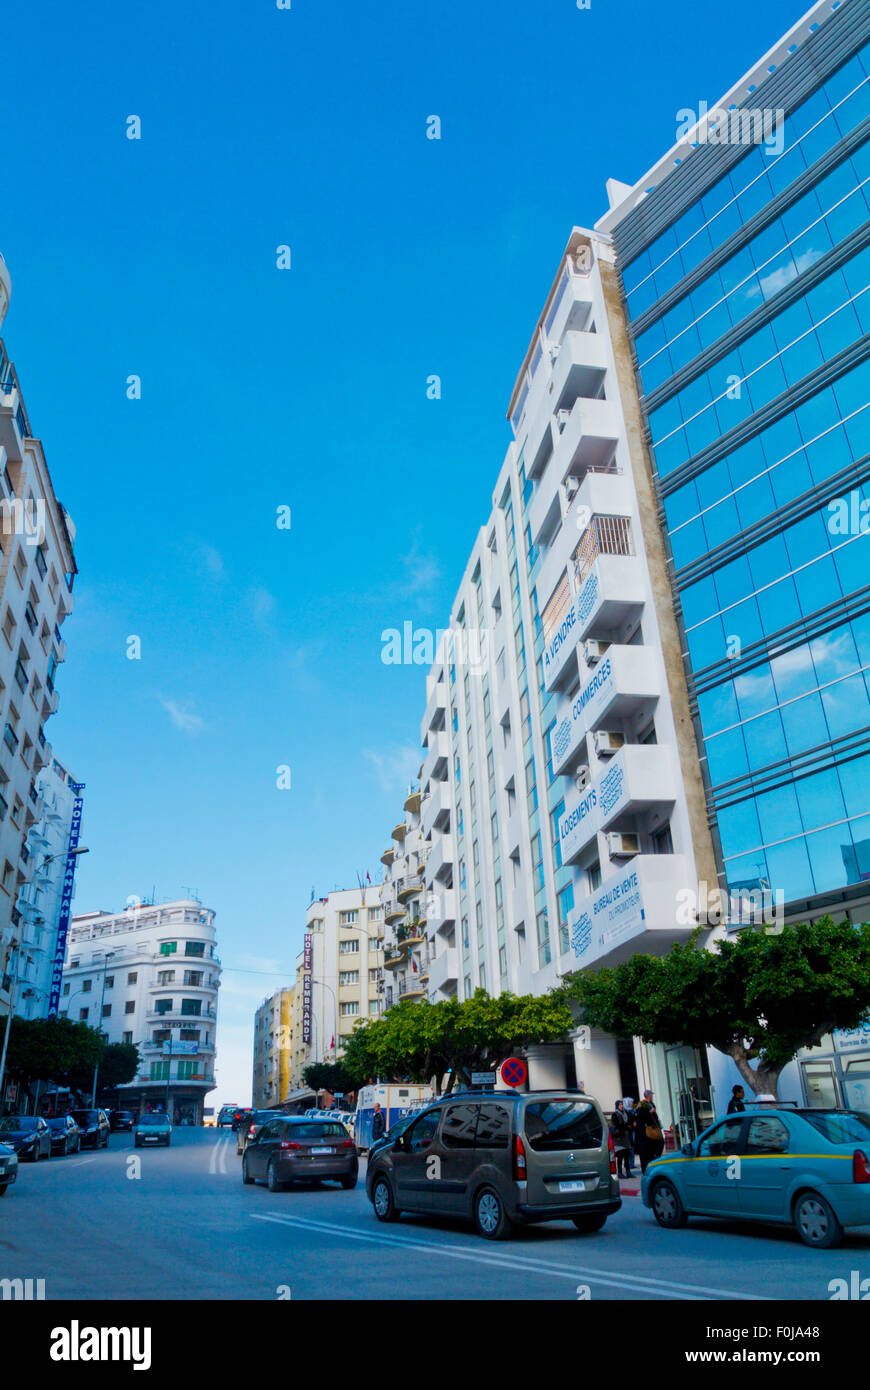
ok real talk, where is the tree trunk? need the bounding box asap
[727,1044,784,1098]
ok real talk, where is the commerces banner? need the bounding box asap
[47,782,86,1019]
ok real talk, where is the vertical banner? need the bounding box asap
[47,782,86,1019]
[302,932,312,1044]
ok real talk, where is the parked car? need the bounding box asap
[0,1115,52,1161]
[217,1105,239,1128]
[109,1110,134,1133]
[46,1115,82,1156]
[242,1116,358,1191]
[236,1110,276,1155]
[0,1142,18,1195]
[134,1113,171,1147]
[642,1106,870,1249]
[71,1109,110,1150]
[366,1089,621,1240]
[231,1107,255,1133]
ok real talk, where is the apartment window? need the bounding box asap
[183,971,203,986]
[587,860,602,893]
[184,941,205,957]
[558,884,574,956]
[79,1008,89,1021]
[62,982,70,996]
[153,1029,170,1045]
[70,958,80,968]
[82,978,92,993]
[125,1000,135,1014]
[340,1001,360,1017]
[369,999,379,1015]
[104,976,114,989]
[159,942,177,956]
[23,601,37,635]
[34,547,47,580]
[338,940,359,955]
[653,824,674,855]
[10,798,21,828]
[157,970,175,986]
[536,909,551,968]
[181,999,201,1016]
[339,970,359,986]
[180,1029,200,1042]
[150,1062,169,1081]
[367,907,381,922]
[339,910,358,925]
[3,724,18,756]
[13,551,26,587]
[102,1004,111,1018]
[127,972,138,985]
[155,1000,173,1015]
[368,968,380,983]
[122,1032,133,1045]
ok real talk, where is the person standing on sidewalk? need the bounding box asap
[634,1089,665,1173]
[609,1099,632,1178]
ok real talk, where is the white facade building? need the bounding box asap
[381,788,429,1009]
[61,897,220,1123]
[293,888,385,1079]
[0,252,77,1020]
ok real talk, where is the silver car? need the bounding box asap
[0,1142,18,1196]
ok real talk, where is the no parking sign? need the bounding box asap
[500,1056,527,1088]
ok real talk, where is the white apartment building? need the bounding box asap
[380,787,430,1009]
[252,986,294,1108]
[0,252,77,1019]
[61,897,220,1123]
[293,888,385,1078]
[415,230,719,1114]
[13,756,84,1020]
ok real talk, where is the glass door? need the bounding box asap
[800,1060,841,1108]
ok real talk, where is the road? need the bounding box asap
[1,1127,867,1301]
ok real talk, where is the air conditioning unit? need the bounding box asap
[594,730,624,757]
[556,408,571,432]
[584,639,609,667]
[574,765,591,792]
[548,344,561,364]
[606,832,640,858]
[564,476,580,500]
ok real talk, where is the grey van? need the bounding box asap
[365,1090,621,1240]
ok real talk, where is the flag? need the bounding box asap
[411,957,418,973]
[366,871,371,885]
[330,1035,335,1050]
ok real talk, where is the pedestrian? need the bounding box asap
[610,1099,632,1178]
[634,1089,665,1173]
[726,1084,746,1115]
[370,1102,386,1143]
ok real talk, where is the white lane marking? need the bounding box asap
[66,1158,98,1168]
[250,1212,770,1300]
[209,1136,231,1175]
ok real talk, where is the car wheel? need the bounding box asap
[60,1140,68,1157]
[267,1158,285,1193]
[242,1156,255,1185]
[340,1174,357,1190]
[651,1179,689,1229]
[372,1176,400,1222]
[571,1212,608,1233]
[0,1184,7,1196]
[473,1185,513,1241]
[794,1191,843,1249]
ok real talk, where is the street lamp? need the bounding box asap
[0,846,89,1110]
[91,951,116,1107]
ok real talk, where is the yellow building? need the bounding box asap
[252,986,294,1107]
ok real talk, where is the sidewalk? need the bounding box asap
[619,1172,641,1197]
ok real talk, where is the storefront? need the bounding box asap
[797,1022,870,1111]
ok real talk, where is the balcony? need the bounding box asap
[545,266,595,351]
[398,977,427,999]
[551,644,659,776]
[572,552,645,647]
[555,395,620,480]
[421,779,450,838]
[422,679,447,736]
[0,369,26,464]
[427,887,456,936]
[391,821,407,844]
[380,847,395,868]
[421,730,449,785]
[145,1007,216,1023]
[428,832,454,884]
[403,788,421,816]
[428,947,459,995]
[383,899,406,926]
[541,579,581,694]
[562,854,693,971]
[384,945,406,971]
[598,743,677,833]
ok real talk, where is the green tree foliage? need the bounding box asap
[340,989,575,1091]
[94,1042,140,1091]
[566,917,870,1097]
[5,1016,104,1098]
[301,1061,356,1094]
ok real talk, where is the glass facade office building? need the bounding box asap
[608,0,870,918]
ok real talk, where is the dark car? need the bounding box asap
[0,1115,52,1161]
[242,1116,358,1191]
[0,1142,18,1195]
[231,1107,255,1133]
[236,1109,277,1155]
[366,1090,621,1240]
[109,1110,134,1133]
[46,1115,82,1156]
[71,1109,110,1150]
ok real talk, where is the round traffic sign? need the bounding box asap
[500,1056,527,1088]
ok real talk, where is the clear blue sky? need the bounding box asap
[3,0,804,1102]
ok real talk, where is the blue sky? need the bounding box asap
[3,0,804,1102]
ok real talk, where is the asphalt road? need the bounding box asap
[2,1127,868,1301]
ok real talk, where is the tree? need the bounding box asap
[5,1017,104,1101]
[340,989,575,1091]
[96,1043,140,1091]
[301,1061,356,1094]
[567,916,870,1098]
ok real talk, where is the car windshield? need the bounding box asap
[523,1099,603,1151]
[47,1118,69,1129]
[139,1115,169,1126]
[0,1116,35,1132]
[800,1110,870,1145]
[283,1122,347,1140]
[72,1112,97,1124]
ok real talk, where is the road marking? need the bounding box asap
[67,1158,98,1168]
[209,1137,231,1175]
[250,1212,770,1300]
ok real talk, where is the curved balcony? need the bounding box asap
[403,789,421,815]
[391,822,407,843]
[384,947,406,971]
[383,901,406,925]
[397,876,424,903]
[403,929,426,948]
[380,847,395,867]
[398,978,426,999]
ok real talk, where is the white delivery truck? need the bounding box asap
[354,1083,433,1151]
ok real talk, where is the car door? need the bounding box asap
[38,1119,50,1157]
[249,1121,278,1179]
[392,1110,441,1211]
[426,1103,480,1215]
[685,1117,746,1215]
[737,1114,792,1219]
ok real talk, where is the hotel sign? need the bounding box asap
[302,932,313,1044]
[47,783,86,1019]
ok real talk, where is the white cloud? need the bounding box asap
[159,698,205,734]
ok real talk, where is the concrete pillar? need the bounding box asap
[526,1043,568,1090]
[574,1029,621,1105]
